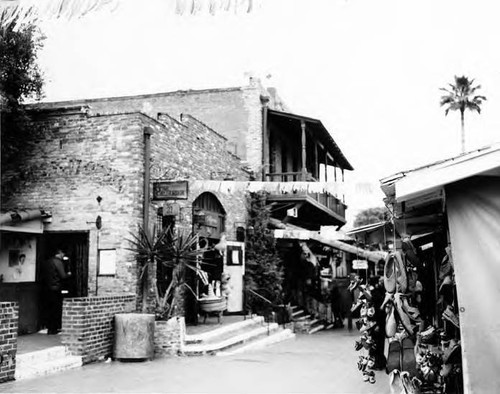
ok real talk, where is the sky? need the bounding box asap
[23,0,500,225]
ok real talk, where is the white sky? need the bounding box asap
[32,0,500,225]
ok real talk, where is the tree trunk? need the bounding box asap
[460,110,465,153]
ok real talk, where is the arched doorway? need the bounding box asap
[189,193,227,323]
[192,192,226,241]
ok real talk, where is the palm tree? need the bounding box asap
[440,75,486,153]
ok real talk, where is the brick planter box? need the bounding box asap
[62,295,135,364]
[154,317,185,357]
[0,302,18,383]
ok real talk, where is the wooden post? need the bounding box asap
[301,120,307,181]
[262,105,270,181]
[324,151,328,182]
[314,142,319,180]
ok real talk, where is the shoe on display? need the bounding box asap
[401,337,418,377]
[394,251,408,293]
[360,320,377,333]
[389,369,403,394]
[385,304,397,338]
[442,306,460,328]
[351,299,364,313]
[443,341,461,365]
[394,293,415,335]
[402,238,422,268]
[386,339,402,373]
[384,253,397,293]
[441,363,453,378]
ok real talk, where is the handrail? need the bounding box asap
[246,288,274,306]
[245,288,288,333]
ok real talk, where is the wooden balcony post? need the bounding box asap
[324,151,328,182]
[262,105,270,181]
[301,120,307,181]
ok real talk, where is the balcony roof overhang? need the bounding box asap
[267,193,346,229]
[267,109,354,171]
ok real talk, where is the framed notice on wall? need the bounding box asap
[98,249,116,276]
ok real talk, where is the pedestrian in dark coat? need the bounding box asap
[41,248,71,335]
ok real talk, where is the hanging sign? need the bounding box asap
[352,259,368,269]
[163,202,180,216]
[153,181,188,200]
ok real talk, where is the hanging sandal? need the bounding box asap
[394,293,415,335]
[386,304,397,338]
[442,306,460,328]
[384,253,397,293]
[394,251,408,293]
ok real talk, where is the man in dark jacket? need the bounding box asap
[41,248,71,335]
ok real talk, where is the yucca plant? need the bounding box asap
[157,227,212,320]
[126,225,170,314]
[127,225,211,319]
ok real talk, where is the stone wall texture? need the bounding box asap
[154,317,185,357]
[61,295,135,364]
[31,80,288,175]
[2,109,250,300]
[0,302,18,383]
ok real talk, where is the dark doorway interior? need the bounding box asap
[38,232,89,331]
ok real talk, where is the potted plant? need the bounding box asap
[113,225,171,360]
[119,225,212,358]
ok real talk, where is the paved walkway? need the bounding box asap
[4,328,389,393]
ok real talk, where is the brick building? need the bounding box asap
[0,106,249,335]
[1,79,355,370]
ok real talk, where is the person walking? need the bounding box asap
[41,248,71,335]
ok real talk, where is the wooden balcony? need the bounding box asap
[266,189,347,229]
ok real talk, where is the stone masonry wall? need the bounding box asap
[31,82,282,175]
[62,295,135,364]
[154,317,185,357]
[49,88,254,166]
[1,111,148,296]
[2,108,251,299]
[0,302,18,383]
[154,113,249,181]
[173,182,248,242]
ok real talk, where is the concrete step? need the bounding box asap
[185,316,265,344]
[308,324,326,335]
[15,354,82,381]
[291,310,306,318]
[16,346,67,366]
[182,323,281,356]
[217,328,296,356]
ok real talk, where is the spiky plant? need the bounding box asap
[127,225,211,319]
[157,227,211,320]
[126,225,170,314]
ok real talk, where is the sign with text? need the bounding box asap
[153,181,188,200]
[352,259,368,270]
[163,202,180,216]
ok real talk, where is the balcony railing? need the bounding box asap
[265,172,316,182]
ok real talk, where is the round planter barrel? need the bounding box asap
[114,313,155,360]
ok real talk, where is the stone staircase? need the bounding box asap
[15,346,83,381]
[290,305,332,334]
[182,315,295,356]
